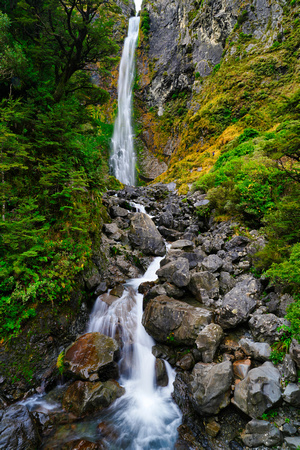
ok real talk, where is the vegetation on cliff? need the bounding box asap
[0,0,123,339]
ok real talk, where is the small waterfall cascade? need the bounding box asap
[110,15,140,186]
[87,204,182,449]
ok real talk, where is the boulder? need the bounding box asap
[284,437,300,449]
[110,206,128,218]
[282,354,297,382]
[129,213,166,256]
[218,276,261,329]
[195,324,224,363]
[156,257,190,287]
[282,383,300,407]
[155,358,169,387]
[233,359,251,380]
[224,235,250,252]
[188,361,233,415]
[62,379,124,416]
[142,295,213,346]
[188,271,219,303]
[249,313,289,344]
[219,271,236,295]
[239,338,271,361]
[64,332,119,381]
[201,254,223,273]
[289,339,300,368]
[0,405,41,450]
[170,240,195,251]
[233,362,282,418]
[241,419,282,447]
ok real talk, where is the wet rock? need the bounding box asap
[195,324,224,363]
[129,213,166,256]
[201,254,223,273]
[188,271,219,303]
[218,276,261,329]
[188,361,233,415]
[142,295,213,346]
[282,383,300,407]
[205,420,221,437]
[249,313,289,344]
[282,354,297,382]
[155,358,169,387]
[62,380,124,416]
[83,265,102,291]
[64,332,119,381]
[241,419,282,447]
[170,240,195,251]
[94,282,108,296]
[239,338,271,362]
[0,404,41,449]
[156,258,190,287]
[289,339,300,368]
[233,362,282,418]
[110,284,124,298]
[233,359,251,380]
[62,439,104,449]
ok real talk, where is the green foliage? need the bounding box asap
[140,10,150,41]
[266,244,300,290]
[56,350,65,375]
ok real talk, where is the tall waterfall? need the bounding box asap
[110,16,140,186]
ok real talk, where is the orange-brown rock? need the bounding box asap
[233,359,251,380]
[64,332,119,381]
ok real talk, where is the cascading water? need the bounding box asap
[87,226,182,448]
[110,15,140,186]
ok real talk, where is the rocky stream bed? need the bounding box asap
[1,183,300,449]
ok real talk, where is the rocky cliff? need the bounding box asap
[135,0,299,186]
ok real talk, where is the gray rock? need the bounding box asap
[219,271,236,295]
[83,265,101,290]
[171,239,195,251]
[156,257,190,287]
[284,436,300,449]
[290,339,300,368]
[158,210,174,228]
[249,313,289,344]
[155,358,169,387]
[94,281,107,296]
[233,362,282,419]
[110,205,128,218]
[282,383,300,407]
[201,254,223,272]
[129,212,166,256]
[239,338,271,362]
[188,271,219,302]
[282,422,297,436]
[218,276,261,329]
[196,324,224,363]
[282,354,298,382]
[188,361,233,415]
[142,295,213,346]
[0,405,41,450]
[241,419,282,447]
[224,235,250,251]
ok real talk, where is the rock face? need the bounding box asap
[188,361,233,415]
[62,379,125,416]
[64,332,119,381]
[234,362,282,418]
[218,276,261,329]
[142,295,213,345]
[129,212,166,256]
[0,405,41,450]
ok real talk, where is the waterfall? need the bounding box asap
[110,16,140,186]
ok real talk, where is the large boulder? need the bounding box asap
[233,362,282,418]
[188,271,219,303]
[64,332,119,381]
[217,276,261,329]
[201,254,223,273]
[196,324,224,363]
[62,379,124,416]
[0,405,41,450]
[188,361,233,415]
[129,212,166,256]
[142,295,213,345]
[156,257,190,287]
[241,419,282,447]
[282,383,300,407]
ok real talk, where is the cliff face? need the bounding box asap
[135,0,297,184]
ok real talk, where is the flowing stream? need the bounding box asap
[109,15,140,185]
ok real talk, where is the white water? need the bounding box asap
[88,229,181,449]
[110,16,140,186]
